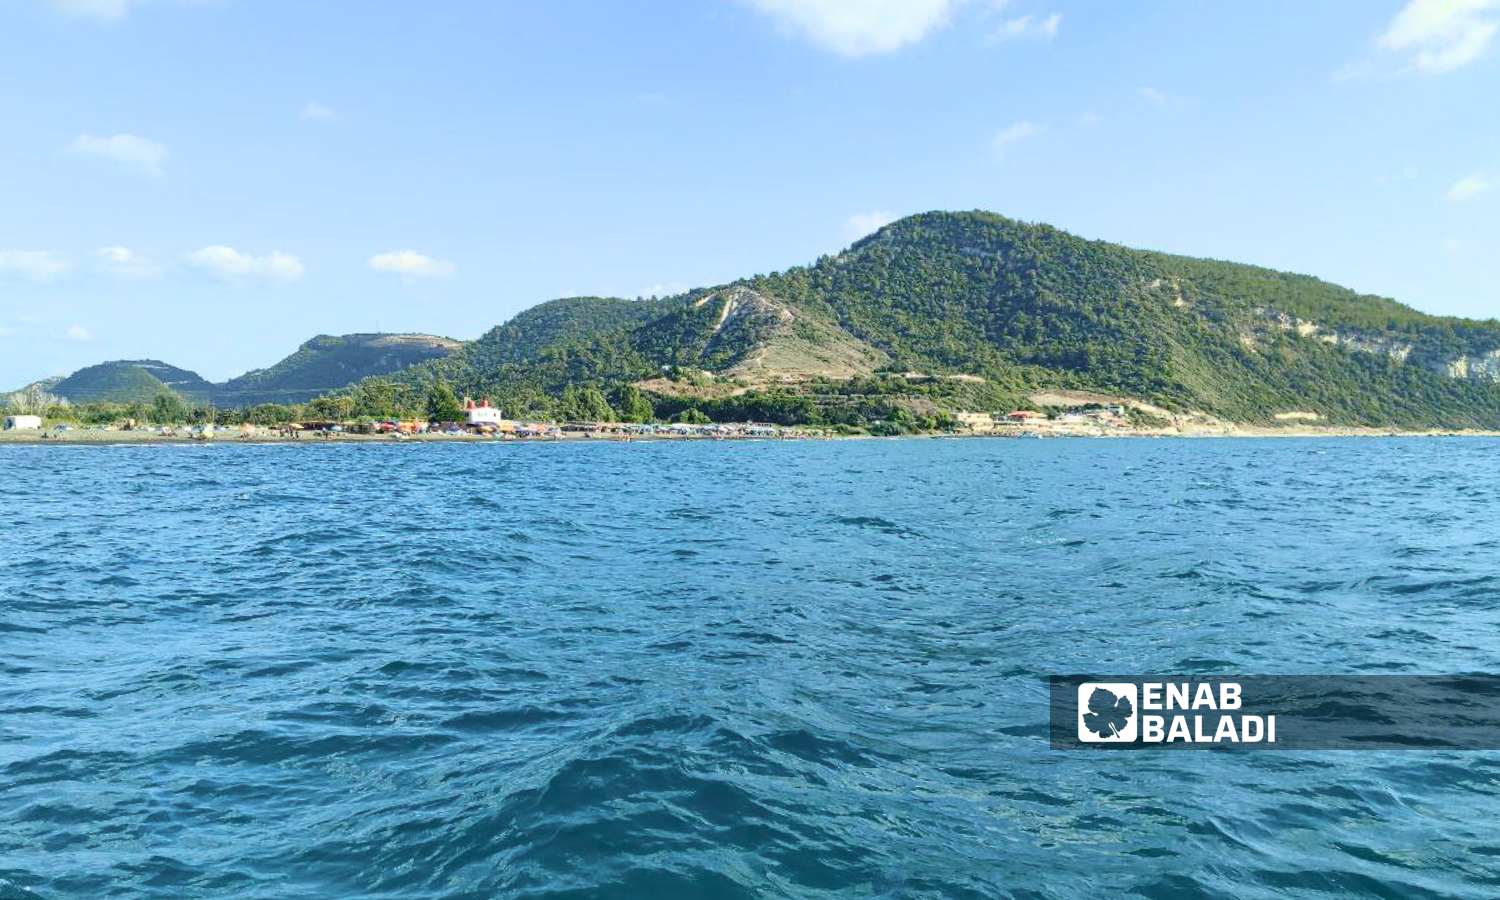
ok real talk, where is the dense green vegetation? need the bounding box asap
[19,211,1500,430]
[333,211,1500,428]
[751,212,1500,424]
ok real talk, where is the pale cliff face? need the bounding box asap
[1445,349,1500,381]
[1258,309,1414,364]
[1255,308,1500,382]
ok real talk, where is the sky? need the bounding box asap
[1,0,1497,387]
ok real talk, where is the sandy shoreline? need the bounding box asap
[3,425,1499,447]
[0,430,758,447]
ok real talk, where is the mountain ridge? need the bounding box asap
[17,210,1500,429]
[19,333,460,408]
[348,210,1500,428]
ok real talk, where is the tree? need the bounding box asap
[870,405,917,434]
[353,379,398,420]
[557,384,614,422]
[242,403,298,426]
[616,384,654,422]
[674,407,710,424]
[151,392,188,424]
[6,384,64,415]
[308,395,354,421]
[426,379,464,423]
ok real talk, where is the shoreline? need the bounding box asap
[4,425,1500,447]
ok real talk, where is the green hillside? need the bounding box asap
[39,333,461,408]
[216,333,461,406]
[749,211,1500,424]
[30,211,1500,429]
[354,211,1500,428]
[50,360,215,405]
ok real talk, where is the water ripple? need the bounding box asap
[2,438,1500,897]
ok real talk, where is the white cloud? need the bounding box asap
[67,133,168,177]
[300,100,335,121]
[0,250,69,282]
[187,246,305,281]
[367,250,456,279]
[1138,86,1170,107]
[96,245,160,278]
[743,0,964,56]
[1447,172,1495,201]
[0,325,12,338]
[1379,0,1499,74]
[844,210,897,240]
[50,0,134,21]
[991,120,1041,157]
[65,324,94,342]
[989,12,1061,42]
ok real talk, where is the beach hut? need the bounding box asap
[3,415,42,430]
[464,398,503,427]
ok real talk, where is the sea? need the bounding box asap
[2,437,1498,898]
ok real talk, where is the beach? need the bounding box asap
[5,422,1500,446]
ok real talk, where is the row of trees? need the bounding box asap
[6,372,984,432]
[0,379,668,427]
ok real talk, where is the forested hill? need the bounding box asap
[25,211,1500,428]
[47,360,216,405]
[214,333,461,406]
[354,210,1500,428]
[748,211,1500,423]
[22,333,460,408]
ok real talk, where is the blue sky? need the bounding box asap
[1,0,1497,387]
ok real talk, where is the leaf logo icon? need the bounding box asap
[1076,683,1138,742]
[1084,687,1134,738]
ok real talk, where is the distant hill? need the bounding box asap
[8,375,62,396]
[37,333,460,408]
[215,333,462,406]
[50,360,216,404]
[365,210,1500,428]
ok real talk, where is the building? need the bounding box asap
[955,411,997,432]
[3,415,42,430]
[1004,410,1045,423]
[464,397,503,426]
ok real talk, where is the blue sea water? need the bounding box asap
[2,437,1499,898]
